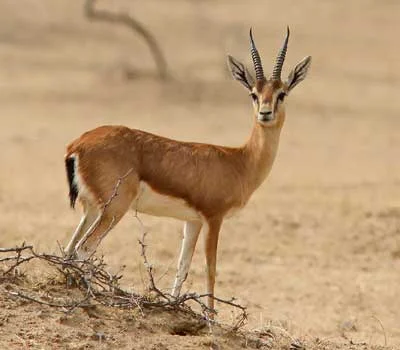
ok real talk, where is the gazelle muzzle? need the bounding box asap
[258,108,273,122]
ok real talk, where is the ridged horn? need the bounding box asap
[249,28,265,81]
[271,26,290,81]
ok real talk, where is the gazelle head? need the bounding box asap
[228,27,312,127]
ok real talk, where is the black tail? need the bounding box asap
[65,157,78,209]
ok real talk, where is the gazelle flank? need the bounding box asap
[64,27,311,313]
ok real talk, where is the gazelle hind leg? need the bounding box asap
[74,173,139,260]
[65,203,99,257]
[74,210,120,260]
[204,217,223,313]
[172,220,203,297]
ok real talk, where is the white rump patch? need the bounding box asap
[71,154,95,203]
[133,182,200,221]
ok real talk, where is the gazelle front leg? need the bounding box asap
[172,220,203,297]
[204,217,223,313]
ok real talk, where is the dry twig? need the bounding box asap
[84,0,168,80]
[0,242,247,326]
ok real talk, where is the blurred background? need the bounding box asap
[0,0,399,345]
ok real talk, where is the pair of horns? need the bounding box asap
[250,27,290,81]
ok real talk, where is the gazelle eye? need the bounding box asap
[250,93,258,102]
[277,92,286,102]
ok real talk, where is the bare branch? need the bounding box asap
[1,255,35,275]
[371,315,388,347]
[84,0,168,80]
[136,217,171,302]
[0,244,33,253]
[103,168,134,210]
[0,241,247,332]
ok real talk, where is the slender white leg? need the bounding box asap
[65,206,98,256]
[172,220,202,297]
[74,212,104,259]
[65,215,87,255]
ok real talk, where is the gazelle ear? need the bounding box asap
[286,56,312,92]
[227,55,255,91]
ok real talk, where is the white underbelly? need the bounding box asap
[132,181,200,221]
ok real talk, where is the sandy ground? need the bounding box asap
[0,0,399,348]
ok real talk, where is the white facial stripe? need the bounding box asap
[259,105,272,114]
[252,87,285,124]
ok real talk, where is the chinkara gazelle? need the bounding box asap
[64,27,311,312]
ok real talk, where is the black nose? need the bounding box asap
[259,111,273,122]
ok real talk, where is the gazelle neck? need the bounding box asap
[242,113,285,191]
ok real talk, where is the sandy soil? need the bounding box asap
[0,0,399,348]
